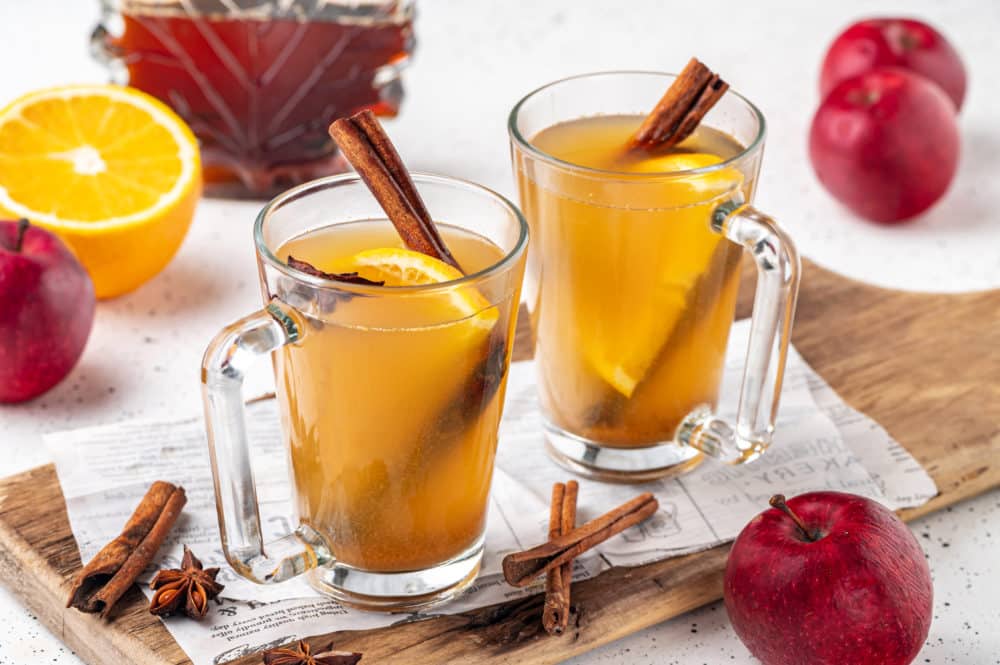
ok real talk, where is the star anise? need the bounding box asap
[262,640,362,665]
[287,255,384,286]
[283,255,385,329]
[148,546,224,619]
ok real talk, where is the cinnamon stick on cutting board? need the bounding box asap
[67,481,186,618]
[504,492,658,588]
[542,480,578,635]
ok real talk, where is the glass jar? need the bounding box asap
[92,0,416,198]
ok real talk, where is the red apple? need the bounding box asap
[724,492,932,665]
[809,68,959,223]
[0,219,95,403]
[820,18,966,111]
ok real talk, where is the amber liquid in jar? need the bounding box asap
[111,2,413,197]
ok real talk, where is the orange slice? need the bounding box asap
[348,248,498,330]
[629,152,742,201]
[0,85,201,298]
[586,153,742,397]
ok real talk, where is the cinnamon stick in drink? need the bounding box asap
[630,58,729,150]
[328,108,508,434]
[542,480,578,635]
[329,110,462,271]
[286,256,385,286]
[67,481,186,618]
[326,110,509,521]
[572,59,733,431]
[503,492,658,588]
[581,239,743,432]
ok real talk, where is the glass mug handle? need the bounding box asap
[201,302,332,583]
[676,202,801,464]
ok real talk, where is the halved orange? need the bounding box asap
[0,85,201,298]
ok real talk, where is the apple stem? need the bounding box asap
[13,218,29,253]
[769,494,818,542]
[847,89,881,107]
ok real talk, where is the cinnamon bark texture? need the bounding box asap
[286,256,385,286]
[66,481,186,618]
[329,110,462,271]
[503,493,659,588]
[324,109,507,515]
[541,480,578,635]
[631,58,729,150]
[282,256,386,322]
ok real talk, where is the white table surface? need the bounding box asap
[0,1,997,663]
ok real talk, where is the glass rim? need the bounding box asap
[507,70,767,179]
[254,172,529,295]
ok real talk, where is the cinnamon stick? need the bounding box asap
[630,58,729,150]
[542,483,566,631]
[287,256,385,286]
[322,111,509,535]
[503,493,658,588]
[67,481,186,618]
[329,110,461,271]
[542,480,578,635]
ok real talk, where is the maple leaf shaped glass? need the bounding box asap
[91,0,415,197]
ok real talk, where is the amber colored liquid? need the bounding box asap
[516,115,747,447]
[273,222,516,572]
[114,10,411,196]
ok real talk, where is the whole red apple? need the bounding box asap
[809,68,959,223]
[724,492,932,665]
[0,219,95,403]
[820,18,966,110]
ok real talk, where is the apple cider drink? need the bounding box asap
[203,112,527,607]
[273,221,516,572]
[516,115,747,447]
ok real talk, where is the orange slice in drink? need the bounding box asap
[630,151,743,201]
[586,153,742,398]
[348,247,499,330]
[0,85,201,298]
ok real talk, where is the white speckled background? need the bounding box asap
[0,0,998,663]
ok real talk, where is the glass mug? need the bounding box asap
[91,0,415,198]
[509,71,799,482]
[201,174,527,609]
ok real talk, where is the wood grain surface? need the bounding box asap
[1,258,997,665]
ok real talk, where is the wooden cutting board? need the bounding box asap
[1,258,998,665]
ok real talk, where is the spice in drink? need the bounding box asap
[287,256,386,286]
[630,57,729,150]
[328,110,462,271]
